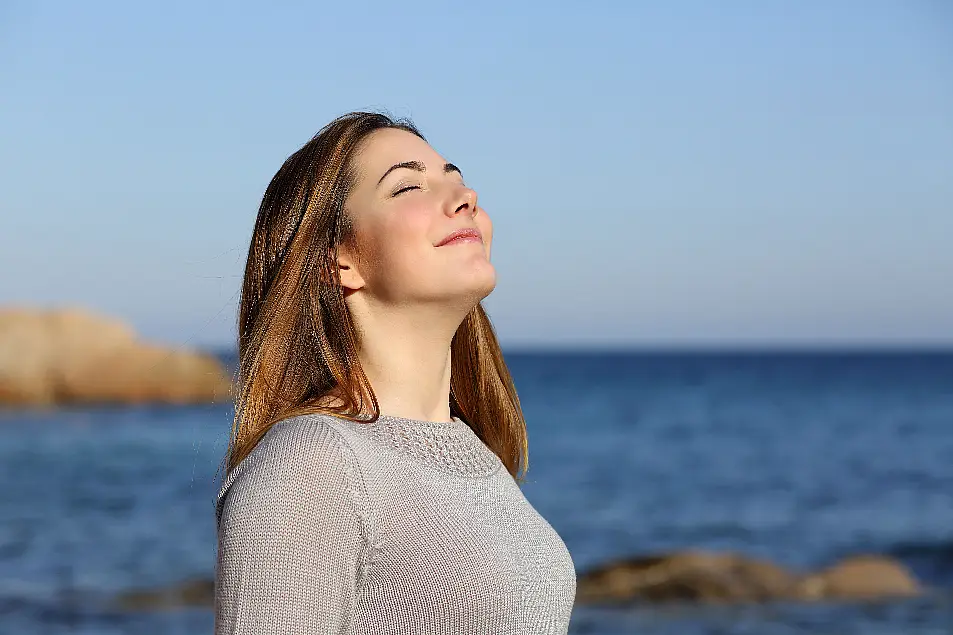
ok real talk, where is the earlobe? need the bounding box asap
[317,249,352,289]
[336,261,366,291]
[326,243,365,290]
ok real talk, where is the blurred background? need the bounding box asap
[1,1,952,634]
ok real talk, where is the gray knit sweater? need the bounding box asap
[214,412,577,634]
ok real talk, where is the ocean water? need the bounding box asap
[1,351,952,634]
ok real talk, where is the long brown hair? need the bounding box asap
[225,111,529,483]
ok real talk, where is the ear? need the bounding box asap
[328,245,365,291]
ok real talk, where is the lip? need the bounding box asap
[435,227,483,247]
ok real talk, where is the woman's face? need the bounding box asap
[339,128,495,307]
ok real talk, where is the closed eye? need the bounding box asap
[392,184,421,196]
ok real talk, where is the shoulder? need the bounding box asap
[216,413,366,526]
[228,412,359,483]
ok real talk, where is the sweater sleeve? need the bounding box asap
[214,417,370,635]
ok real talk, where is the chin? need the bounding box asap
[475,277,497,301]
[474,262,497,294]
[451,264,497,304]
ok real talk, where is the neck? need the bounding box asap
[348,300,470,423]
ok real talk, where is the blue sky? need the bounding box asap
[2,1,951,349]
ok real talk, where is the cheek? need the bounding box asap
[385,200,433,244]
[372,202,433,273]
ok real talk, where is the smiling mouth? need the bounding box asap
[437,235,483,247]
[435,228,483,247]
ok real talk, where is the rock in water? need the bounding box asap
[576,550,925,606]
[575,549,799,605]
[796,554,922,601]
[0,306,233,406]
[114,578,215,611]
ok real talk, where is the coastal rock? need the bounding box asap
[795,554,922,600]
[576,550,924,606]
[575,550,798,605]
[0,306,232,406]
[113,578,215,611]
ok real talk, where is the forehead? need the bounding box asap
[352,128,443,182]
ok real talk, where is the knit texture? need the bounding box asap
[214,412,577,634]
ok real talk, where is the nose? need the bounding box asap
[446,184,478,218]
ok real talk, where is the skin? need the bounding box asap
[331,128,496,422]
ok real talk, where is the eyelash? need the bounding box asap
[391,179,468,197]
[392,184,421,196]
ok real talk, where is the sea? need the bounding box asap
[1,351,952,635]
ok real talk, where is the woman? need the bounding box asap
[215,112,577,634]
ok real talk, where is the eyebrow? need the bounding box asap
[376,161,462,187]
